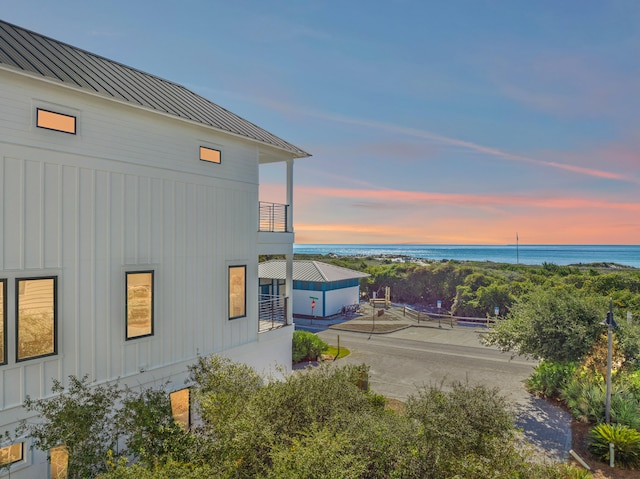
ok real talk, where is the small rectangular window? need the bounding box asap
[36,109,76,134]
[170,388,190,429]
[17,277,57,361]
[126,271,154,340]
[200,146,221,164]
[50,445,68,479]
[0,279,6,365]
[229,265,246,319]
[0,442,24,468]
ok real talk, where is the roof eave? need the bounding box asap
[0,63,310,159]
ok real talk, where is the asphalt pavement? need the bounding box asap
[295,307,573,463]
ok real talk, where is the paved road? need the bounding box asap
[314,325,572,462]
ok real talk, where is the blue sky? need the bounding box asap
[4,1,640,244]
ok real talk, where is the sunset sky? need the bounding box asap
[5,1,640,245]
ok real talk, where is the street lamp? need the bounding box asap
[603,299,617,424]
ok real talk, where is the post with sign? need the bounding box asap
[309,296,318,323]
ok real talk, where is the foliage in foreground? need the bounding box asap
[588,423,640,468]
[17,376,193,479]
[15,356,589,479]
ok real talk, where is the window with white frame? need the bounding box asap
[0,442,24,468]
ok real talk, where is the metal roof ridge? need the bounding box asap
[311,261,330,282]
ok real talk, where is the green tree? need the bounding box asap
[117,386,196,467]
[18,375,122,479]
[483,286,604,362]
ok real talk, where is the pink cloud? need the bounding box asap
[297,185,640,212]
[291,185,640,244]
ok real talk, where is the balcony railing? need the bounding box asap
[258,295,288,332]
[259,201,289,233]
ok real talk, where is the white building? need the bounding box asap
[259,260,369,318]
[0,19,308,477]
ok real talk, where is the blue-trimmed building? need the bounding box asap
[259,260,369,318]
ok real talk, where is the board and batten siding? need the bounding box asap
[0,69,263,409]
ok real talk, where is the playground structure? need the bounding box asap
[369,286,391,308]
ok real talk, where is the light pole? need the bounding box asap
[604,298,617,424]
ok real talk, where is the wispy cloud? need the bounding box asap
[248,96,632,183]
[298,185,640,211]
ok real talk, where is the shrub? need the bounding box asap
[98,458,220,479]
[610,390,640,429]
[588,422,640,468]
[292,330,328,362]
[18,376,122,479]
[561,375,640,427]
[561,377,605,423]
[526,360,577,399]
[265,425,367,479]
[405,382,515,459]
[117,386,196,467]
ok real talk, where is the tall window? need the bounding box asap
[170,388,190,429]
[0,279,6,365]
[229,265,246,319]
[36,108,76,134]
[126,271,154,339]
[0,442,23,468]
[17,277,57,361]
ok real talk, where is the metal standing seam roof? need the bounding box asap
[0,19,310,159]
[259,260,370,283]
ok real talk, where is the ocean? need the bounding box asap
[293,244,640,268]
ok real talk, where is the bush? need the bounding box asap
[117,386,196,467]
[588,423,640,468]
[526,360,577,399]
[405,382,515,459]
[98,458,220,479]
[292,331,328,362]
[561,376,640,427]
[561,377,606,423]
[18,376,123,479]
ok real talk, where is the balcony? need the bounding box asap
[259,201,289,232]
[258,295,288,332]
[258,202,293,255]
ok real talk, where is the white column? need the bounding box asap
[286,158,294,233]
[285,158,294,324]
